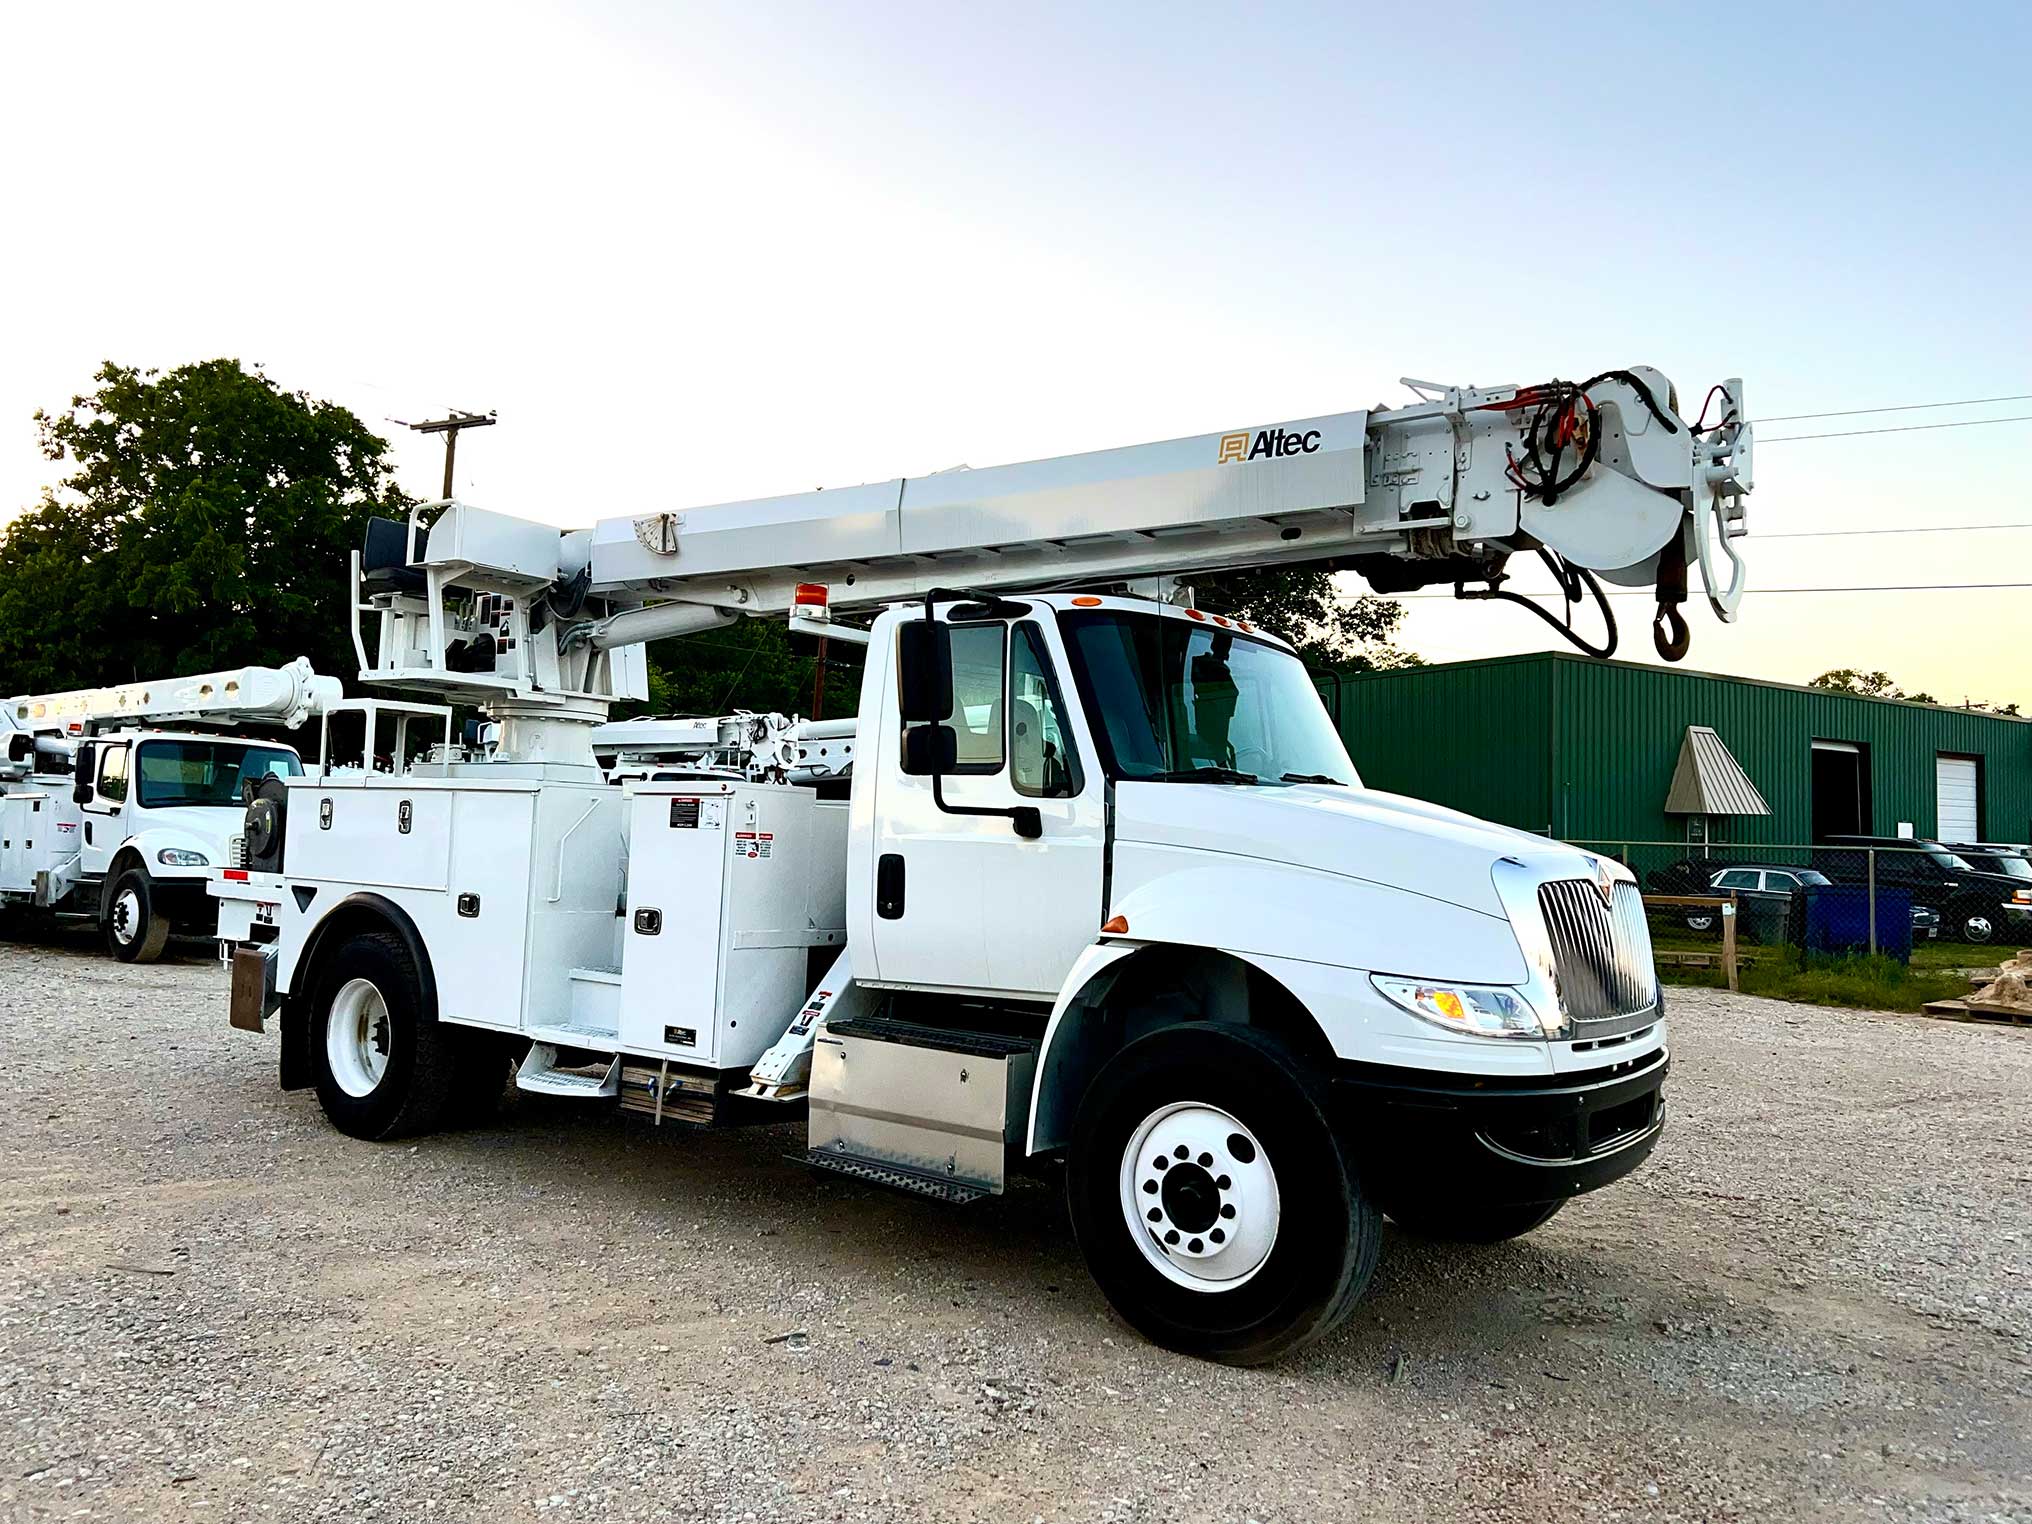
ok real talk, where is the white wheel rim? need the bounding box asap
[1967,916,1993,941]
[1119,1101,1280,1292]
[111,888,142,945]
[327,977,392,1098]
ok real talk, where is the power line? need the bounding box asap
[1399,581,2032,600]
[1759,393,2032,423]
[1762,521,2032,540]
[1760,414,2032,443]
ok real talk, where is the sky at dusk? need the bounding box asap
[1,1,2026,701]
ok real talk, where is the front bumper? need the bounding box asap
[1334,1046,1667,1209]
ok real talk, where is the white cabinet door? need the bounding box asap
[1936,756,1978,843]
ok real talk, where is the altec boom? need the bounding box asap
[213,369,1748,1362]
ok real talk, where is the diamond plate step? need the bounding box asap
[517,1042,620,1098]
[801,1148,988,1204]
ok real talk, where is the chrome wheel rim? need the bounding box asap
[1119,1102,1280,1292]
[327,978,391,1098]
[111,887,142,945]
[1965,915,1994,943]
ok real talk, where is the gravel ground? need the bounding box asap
[1,929,2028,1524]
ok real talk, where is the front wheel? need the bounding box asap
[105,868,171,963]
[1066,1024,1380,1366]
[1386,1196,1566,1244]
[1959,911,1997,944]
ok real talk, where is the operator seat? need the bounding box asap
[359,517,430,596]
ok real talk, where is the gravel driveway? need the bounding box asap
[1,929,2027,1523]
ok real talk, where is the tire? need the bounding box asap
[1066,1023,1380,1366]
[309,929,462,1140]
[1386,1196,1566,1245]
[105,867,171,963]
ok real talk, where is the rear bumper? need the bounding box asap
[1333,1047,1667,1209]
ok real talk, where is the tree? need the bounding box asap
[0,359,410,692]
[1193,568,1420,671]
[631,618,863,721]
[1808,669,1939,706]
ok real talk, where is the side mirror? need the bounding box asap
[71,742,95,805]
[897,620,953,724]
[901,723,957,776]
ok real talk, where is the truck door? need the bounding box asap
[79,742,129,878]
[870,615,1106,1000]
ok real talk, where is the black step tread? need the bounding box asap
[825,1014,1039,1060]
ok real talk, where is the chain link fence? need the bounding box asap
[1572,840,2032,977]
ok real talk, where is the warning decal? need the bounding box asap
[735,830,773,860]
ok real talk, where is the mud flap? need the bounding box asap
[229,945,278,1033]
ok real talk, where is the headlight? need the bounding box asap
[1372,974,1566,1040]
[156,847,210,867]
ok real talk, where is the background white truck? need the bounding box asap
[2,659,337,959]
[213,369,1752,1361]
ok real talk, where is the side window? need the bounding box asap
[902,622,1005,773]
[1765,871,1797,890]
[1010,623,1082,799]
[97,745,129,804]
[1715,868,1760,891]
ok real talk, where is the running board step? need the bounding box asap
[516,1042,620,1098]
[802,1147,989,1204]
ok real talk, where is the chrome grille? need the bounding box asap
[1537,879,1658,1027]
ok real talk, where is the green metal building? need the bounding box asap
[1330,653,2032,851]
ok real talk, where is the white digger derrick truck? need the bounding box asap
[2,659,338,960]
[213,370,1752,1362]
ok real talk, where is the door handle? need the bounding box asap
[877,853,905,919]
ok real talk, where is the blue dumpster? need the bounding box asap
[1797,884,1913,961]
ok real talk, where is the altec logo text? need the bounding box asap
[1218,426,1323,464]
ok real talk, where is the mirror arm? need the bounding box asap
[928,769,1043,839]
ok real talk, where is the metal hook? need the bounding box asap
[1653,601,1690,662]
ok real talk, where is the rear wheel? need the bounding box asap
[1386,1196,1566,1244]
[310,930,462,1140]
[105,868,171,963]
[1066,1023,1379,1366]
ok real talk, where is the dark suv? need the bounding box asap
[1813,835,2032,944]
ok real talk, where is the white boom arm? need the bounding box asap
[350,366,1751,727]
[6,656,341,738]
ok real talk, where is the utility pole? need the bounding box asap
[396,410,496,500]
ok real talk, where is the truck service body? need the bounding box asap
[213,370,1751,1360]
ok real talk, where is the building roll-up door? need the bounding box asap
[1936,756,1978,842]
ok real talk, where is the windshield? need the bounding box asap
[1058,610,1358,785]
[1974,852,2032,881]
[135,739,302,808]
[1795,869,1833,887]
[1921,842,1975,871]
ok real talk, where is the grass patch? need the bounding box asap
[1659,946,1971,1013]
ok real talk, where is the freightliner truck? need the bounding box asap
[212,370,1752,1361]
[2,660,337,959]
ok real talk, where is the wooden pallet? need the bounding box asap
[1920,998,2032,1027]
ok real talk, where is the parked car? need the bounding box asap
[1950,842,2032,884]
[1813,835,2032,944]
[1677,864,1828,941]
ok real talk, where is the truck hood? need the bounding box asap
[1114,780,1586,918]
[119,804,243,875]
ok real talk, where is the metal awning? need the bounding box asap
[1664,725,1772,816]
